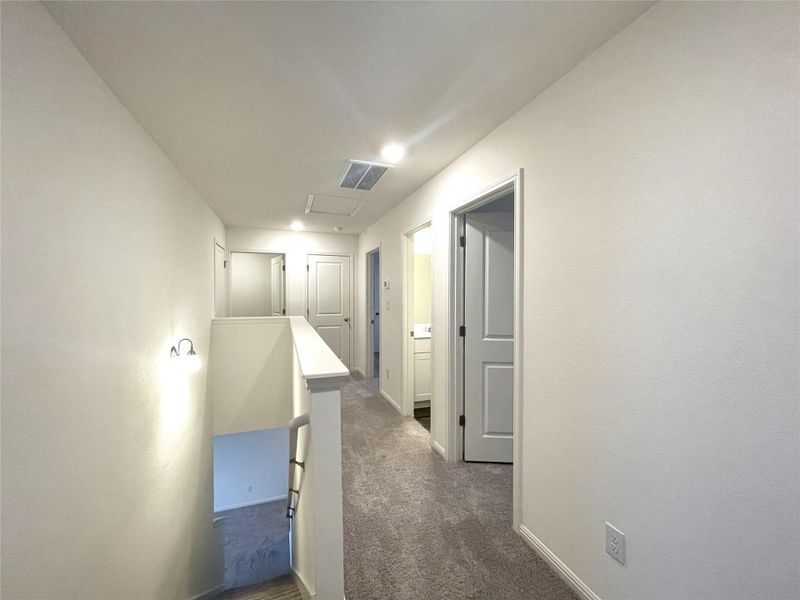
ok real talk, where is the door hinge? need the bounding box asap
[306,265,310,271]
[282,265,286,272]
[459,235,465,248]
[223,260,228,268]
[282,309,286,315]
[410,330,414,337]
[459,415,465,427]
[459,325,466,337]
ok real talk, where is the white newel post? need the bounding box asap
[308,377,347,600]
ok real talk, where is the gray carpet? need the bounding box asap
[215,500,290,591]
[340,377,577,600]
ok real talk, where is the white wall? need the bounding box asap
[227,227,357,318]
[1,3,225,599]
[287,320,348,600]
[213,428,289,512]
[208,319,293,436]
[356,2,799,599]
[230,252,279,317]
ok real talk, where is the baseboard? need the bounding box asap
[214,494,288,512]
[431,440,447,459]
[188,584,224,600]
[379,389,401,414]
[518,525,601,600]
[291,567,314,599]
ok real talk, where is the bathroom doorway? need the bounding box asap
[403,224,433,431]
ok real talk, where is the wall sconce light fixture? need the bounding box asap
[170,338,201,374]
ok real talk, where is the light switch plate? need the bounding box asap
[605,522,625,565]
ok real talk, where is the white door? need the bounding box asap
[271,255,285,316]
[214,242,228,318]
[464,212,514,463]
[307,254,351,369]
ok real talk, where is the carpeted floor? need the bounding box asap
[340,377,577,600]
[215,500,290,590]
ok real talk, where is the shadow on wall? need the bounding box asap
[213,428,290,589]
[216,500,290,590]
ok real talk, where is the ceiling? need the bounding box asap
[45,1,652,234]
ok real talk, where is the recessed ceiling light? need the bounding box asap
[290,220,304,231]
[380,143,406,164]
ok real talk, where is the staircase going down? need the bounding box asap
[216,575,302,600]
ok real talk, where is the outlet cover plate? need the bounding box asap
[605,522,625,565]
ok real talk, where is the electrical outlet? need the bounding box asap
[605,522,625,565]
[385,368,390,380]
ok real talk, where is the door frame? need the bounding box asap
[448,170,523,531]
[227,250,287,317]
[214,237,229,317]
[365,246,381,380]
[226,245,288,312]
[306,252,355,371]
[401,220,432,417]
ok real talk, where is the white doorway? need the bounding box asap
[449,174,521,475]
[307,253,352,369]
[366,248,381,379]
[214,240,228,318]
[462,197,514,462]
[402,223,433,430]
[228,251,286,317]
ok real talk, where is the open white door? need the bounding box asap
[271,255,285,316]
[214,241,228,318]
[307,254,351,369]
[464,212,514,463]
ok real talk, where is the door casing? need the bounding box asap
[401,221,432,417]
[306,253,354,370]
[448,170,523,531]
[214,239,228,318]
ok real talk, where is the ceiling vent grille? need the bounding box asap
[338,160,392,191]
[305,194,364,217]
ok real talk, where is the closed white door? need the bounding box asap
[214,242,228,318]
[307,254,351,368]
[464,212,514,463]
[271,255,285,316]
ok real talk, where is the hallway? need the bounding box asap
[340,377,576,600]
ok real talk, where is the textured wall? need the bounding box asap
[214,429,289,512]
[356,2,799,598]
[226,227,357,319]
[1,3,224,598]
[208,319,293,436]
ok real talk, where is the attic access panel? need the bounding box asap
[305,194,364,217]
